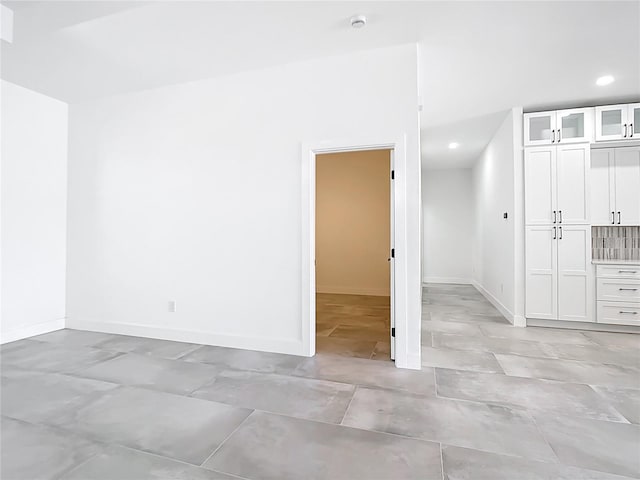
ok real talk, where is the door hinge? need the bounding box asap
[391,248,395,258]
[391,170,395,180]
[391,327,395,337]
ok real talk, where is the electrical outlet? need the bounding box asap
[168,300,176,313]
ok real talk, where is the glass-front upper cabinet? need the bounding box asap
[524,108,593,146]
[595,103,640,141]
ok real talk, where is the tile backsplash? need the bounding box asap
[592,226,640,261]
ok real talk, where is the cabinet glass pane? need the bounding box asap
[530,116,552,141]
[601,110,622,136]
[634,107,640,131]
[560,113,584,139]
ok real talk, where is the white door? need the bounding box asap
[525,226,558,319]
[556,108,593,144]
[556,144,589,224]
[389,152,395,361]
[525,146,556,225]
[590,149,615,225]
[524,111,557,146]
[595,105,627,141]
[629,103,640,139]
[613,146,640,225]
[557,225,593,322]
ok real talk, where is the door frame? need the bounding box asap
[301,135,415,369]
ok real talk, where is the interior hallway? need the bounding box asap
[316,293,390,361]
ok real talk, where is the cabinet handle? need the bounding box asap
[623,124,628,138]
[558,210,562,223]
[553,227,556,240]
[619,311,638,315]
[553,210,557,223]
[630,123,634,137]
[619,270,638,274]
[558,226,563,240]
[551,129,555,143]
[611,211,615,224]
[557,129,561,142]
[617,212,621,224]
[619,288,638,291]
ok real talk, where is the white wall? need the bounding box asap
[422,168,473,284]
[66,44,422,365]
[472,107,524,324]
[0,80,68,343]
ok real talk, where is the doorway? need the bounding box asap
[314,149,394,361]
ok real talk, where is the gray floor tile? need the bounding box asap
[544,343,640,369]
[342,386,556,462]
[1,417,99,480]
[93,335,202,360]
[60,445,238,480]
[422,319,484,336]
[72,353,222,395]
[592,386,640,424]
[181,345,304,374]
[293,354,436,396]
[535,414,640,478]
[480,324,596,346]
[495,354,640,388]
[430,311,509,325]
[432,332,555,358]
[204,411,442,480]
[582,331,640,349]
[435,368,628,422]
[1,367,118,425]
[0,341,122,374]
[442,444,635,480]
[30,329,119,348]
[191,369,354,423]
[50,386,252,465]
[422,346,505,373]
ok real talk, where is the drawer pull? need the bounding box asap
[618,270,638,274]
[619,288,638,291]
[619,311,638,315]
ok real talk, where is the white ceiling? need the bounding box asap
[2,1,639,169]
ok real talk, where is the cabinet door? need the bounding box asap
[556,144,589,224]
[557,225,593,322]
[525,147,556,225]
[556,108,593,144]
[524,111,557,146]
[613,146,640,225]
[525,226,558,319]
[595,105,627,141]
[590,149,615,225]
[628,103,640,139]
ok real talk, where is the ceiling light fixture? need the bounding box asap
[350,15,367,29]
[596,75,615,86]
[448,142,459,149]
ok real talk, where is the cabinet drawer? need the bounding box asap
[596,264,640,279]
[597,301,640,325]
[597,279,640,302]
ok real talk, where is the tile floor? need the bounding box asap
[316,292,391,360]
[0,283,639,479]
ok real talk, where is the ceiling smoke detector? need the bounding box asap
[350,15,367,29]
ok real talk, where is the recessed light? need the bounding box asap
[448,142,459,149]
[350,15,367,29]
[596,75,614,86]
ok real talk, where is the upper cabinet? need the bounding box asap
[595,103,640,142]
[524,108,593,146]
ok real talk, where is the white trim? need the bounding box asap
[0,318,65,344]
[422,277,472,285]
[301,135,420,369]
[316,285,390,297]
[527,318,640,333]
[471,281,516,325]
[66,318,306,356]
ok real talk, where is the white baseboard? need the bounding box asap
[395,352,422,370]
[527,318,640,333]
[471,281,515,325]
[0,318,65,345]
[65,318,308,356]
[316,285,390,297]
[423,277,472,285]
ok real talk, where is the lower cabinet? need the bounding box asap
[526,225,593,322]
[596,264,640,325]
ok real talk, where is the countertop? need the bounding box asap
[592,259,640,265]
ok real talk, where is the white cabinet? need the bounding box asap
[590,146,640,225]
[525,225,592,322]
[595,103,640,141]
[525,145,590,225]
[596,264,640,325]
[524,108,593,146]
